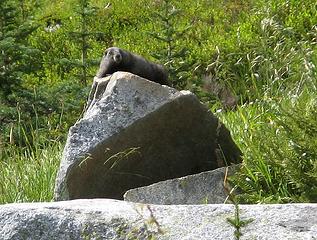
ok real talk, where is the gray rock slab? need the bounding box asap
[0,199,316,240]
[124,165,239,205]
[54,72,242,201]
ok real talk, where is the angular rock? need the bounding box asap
[124,165,239,205]
[54,72,242,201]
[0,199,317,240]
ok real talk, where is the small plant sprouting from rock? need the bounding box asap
[223,167,253,239]
[112,205,163,240]
[226,203,253,240]
[144,205,164,235]
[131,205,164,240]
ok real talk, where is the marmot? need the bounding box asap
[96,47,169,86]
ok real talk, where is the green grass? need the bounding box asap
[217,89,317,203]
[0,138,62,204]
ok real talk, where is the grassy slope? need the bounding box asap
[218,90,317,203]
[0,142,62,203]
[0,0,316,203]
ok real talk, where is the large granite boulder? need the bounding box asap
[54,72,242,200]
[0,199,316,239]
[124,165,239,205]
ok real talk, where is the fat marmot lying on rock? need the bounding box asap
[96,47,169,86]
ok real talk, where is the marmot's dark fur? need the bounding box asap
[96,47,169,85]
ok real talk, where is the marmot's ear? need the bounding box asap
[104,49,109,56]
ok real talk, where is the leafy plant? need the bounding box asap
[224,90,317,203]
[62,0,106,85]
[227,203,253,240]
[148,0,192,89]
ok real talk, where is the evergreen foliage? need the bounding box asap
[148,0,192,89]
[0,0,43,146]
[0,0,40,100]
[61,0,106,85]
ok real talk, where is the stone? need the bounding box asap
[0,199,316,239]
[54,72,242,201]
[124,165,239,205]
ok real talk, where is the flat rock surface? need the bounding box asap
[124,165,239,204]
[0,199,316,240]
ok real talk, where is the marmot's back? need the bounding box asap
[96,47,169,86]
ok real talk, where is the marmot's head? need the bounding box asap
[105,47,122,65]
[96,47,124,78]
